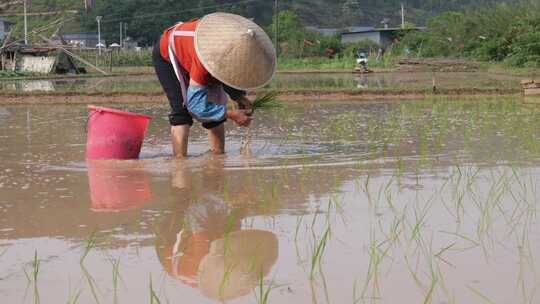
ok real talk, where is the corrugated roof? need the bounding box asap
[343,26,426,34]
[347,26,375,33]
[62,33,98,39]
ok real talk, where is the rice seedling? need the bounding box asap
[222,213,238,255]
[294,215,304,243]
[109,257,122,302]
[218,263,235,300]
[352,278,362,304]
[81,265,101,304]
[149,274,161,304]
[434,243,456,267]
[256,271,278,304]
[310,225,331,280]
[80,230,98,265]
[66,284,82,304]
[23,250,41,304]
[23,250,40,283]
[359,233,391,300]
[409,194,435,242]
[240,92,281,155]
[423,246,439,304]
[251,92,282,110]
[314,255,332,304]
[466,285,495,304]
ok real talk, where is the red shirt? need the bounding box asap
[159,20,210,86]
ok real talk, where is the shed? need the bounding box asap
[341,27,425,46]
[1,44,81,74]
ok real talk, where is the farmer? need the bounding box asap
[153,12,276,157]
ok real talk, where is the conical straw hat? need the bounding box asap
[195,12,276,90]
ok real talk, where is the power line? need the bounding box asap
[100,0,262,24]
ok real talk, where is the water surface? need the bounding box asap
[0,72,521,94]
[0,97,539,303]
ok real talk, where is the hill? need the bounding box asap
[2,0,518,46]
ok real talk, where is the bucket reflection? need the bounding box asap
[87,160,152,212]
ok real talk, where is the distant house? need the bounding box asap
[61,33,105,48]
[341,27,425,46]
[0,17,14,41]
[306,26,340,37]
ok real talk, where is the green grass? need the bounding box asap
[0,70,37,79]
[277,54,398,71]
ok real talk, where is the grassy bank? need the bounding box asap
[482,63,540,78]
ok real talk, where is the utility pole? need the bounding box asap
[23,0,28,44]
[119,22,122,48]
[274,0,279,57]
[401,2,405,29]
[96,15,102,55]
[124,22,128,47]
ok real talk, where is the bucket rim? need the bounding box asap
[88,105,153,120]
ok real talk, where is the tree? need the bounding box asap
[341,0,364,25]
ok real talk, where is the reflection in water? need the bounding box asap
[20,80,55,92]
[0,107,10,127]
[87,160,152,212]
[157,158,278,301]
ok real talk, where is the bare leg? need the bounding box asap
[207,123,225,154]
[171,125,190,158]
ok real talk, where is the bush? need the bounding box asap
[399,2,540,67]
[113,49,152,66]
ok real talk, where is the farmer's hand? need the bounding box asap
[226,109,252,127]
[235,96,253,116]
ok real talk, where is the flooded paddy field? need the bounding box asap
[1,97,540,303]
[0,72,522,95]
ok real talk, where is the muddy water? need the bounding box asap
[0,72,521,94]
[0,75,162,94]
[1,97,539,303]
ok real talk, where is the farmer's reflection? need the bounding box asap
[156,159,278,301]
[86,160,152,212]
[355,74,369,89]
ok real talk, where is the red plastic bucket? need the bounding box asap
[87,161,152,212]
[86,106,152,160]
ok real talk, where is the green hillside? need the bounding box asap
[2,0,518,46]
[1,0,83,44]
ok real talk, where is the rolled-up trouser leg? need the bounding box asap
[152,43,193,126]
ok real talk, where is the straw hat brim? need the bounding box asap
[195,13,277,91]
